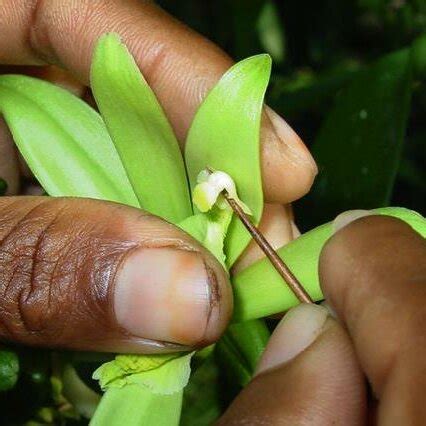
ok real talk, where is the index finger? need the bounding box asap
[319,216,426,423]
[0,0,317,203]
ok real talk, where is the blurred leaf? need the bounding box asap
[91,33,192,223]
[0,349,19,391]
[229,0,266,59]
[0,178,7,196]
[257,0,286,63]
[298,49,413,227]
[412,33,426,80]
[181,356,224,426]
[185,55,271,266]
[0,75,139,207]
[269,60,361,118]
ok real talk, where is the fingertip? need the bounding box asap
[113,246,232,347]
[255,304,329,375]
[219,305,365,425]
[261,107,317,203]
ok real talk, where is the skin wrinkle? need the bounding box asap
[23,203,64,310]
[0,198,152,349]
[0,202,49,327]
[28,0,63,66]
[0,200,60,335]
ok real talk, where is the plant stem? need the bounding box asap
[233,208,426,322]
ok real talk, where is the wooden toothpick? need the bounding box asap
[223,192,313,304]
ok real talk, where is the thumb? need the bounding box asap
[218,304,366,425]
[0,197,232,353]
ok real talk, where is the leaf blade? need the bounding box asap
[0,75,139,207]
[91,33,192,223]
[298,49,413,227]
[91,385,182,426]
[185,55,271,266]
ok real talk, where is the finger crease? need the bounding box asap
[27,0,54,64]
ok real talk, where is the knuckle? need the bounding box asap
[0,199,62,341]
[0,198,135,347]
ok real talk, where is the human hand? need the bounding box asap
[219,215,426,424]
[0,1,316,353]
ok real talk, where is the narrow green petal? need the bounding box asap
[91,33,192,223]
[233,207,426,322]
[185,54,271,266]
[0,75,139,207]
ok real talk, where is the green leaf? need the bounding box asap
[233,207,426,322]
[181,355,223,426]
[91,385,182,426]
[185,55,271,266]
[257,0,286,63]
[298,49,413,227]
[268,61,360,119]
[216,319,269,386]
[93,352,194,395]
[0,75,139,207]
[91,33,192,223]
[0,349,19,391]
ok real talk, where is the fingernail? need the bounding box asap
[333,210,373,233]
[265,106,318,174]
[256,304,328,375]
[114,248,222,346]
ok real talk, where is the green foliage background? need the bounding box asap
[158,0,426,228]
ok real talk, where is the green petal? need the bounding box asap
[185,55,271,266]
[233,207,426,322]
[93,352,194,395]
[0,75,139,207]
[91,385,182,426]
[178,208,233,267]
[91,33,192,223]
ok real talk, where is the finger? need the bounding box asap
[0,118,20,194]
[233,203,296,274]
[0,64,86,180]
[218,304,366,425]
[320,215,426,422]
[0,196,232,353]
[0,0,316,203]
[0,64,85,97]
